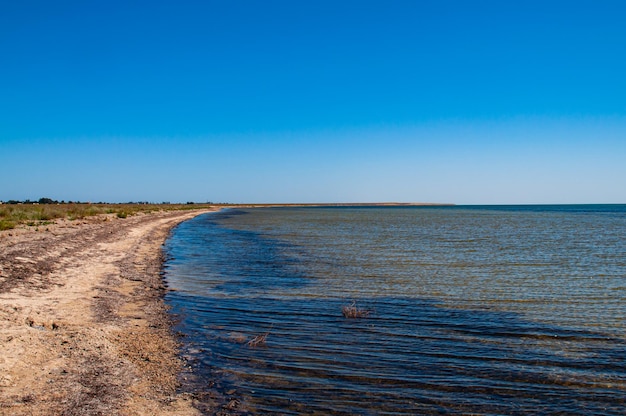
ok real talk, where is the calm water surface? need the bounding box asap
[163,205,626,414]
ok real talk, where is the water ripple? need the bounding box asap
[164,206,626,414]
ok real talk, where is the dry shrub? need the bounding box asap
[247,332,269,347]
[342,301,370,319]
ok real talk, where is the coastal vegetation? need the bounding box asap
[0,198,214,231]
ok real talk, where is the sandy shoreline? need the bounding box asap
[0,209,217,415]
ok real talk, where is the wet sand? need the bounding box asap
[0,209,215,415]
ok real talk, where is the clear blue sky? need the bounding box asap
[1,0,625,204]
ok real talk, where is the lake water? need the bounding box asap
[163,205,626,414]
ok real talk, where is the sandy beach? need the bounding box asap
[0,209,215,415]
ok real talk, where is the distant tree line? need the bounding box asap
[0,198,214,205]
[1,198,105,204]
[3,198,63,204]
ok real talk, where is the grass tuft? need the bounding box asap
[0,219,16,231]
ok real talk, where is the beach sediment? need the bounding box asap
[0,209,214,415]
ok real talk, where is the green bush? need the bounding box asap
[0,219,16,231]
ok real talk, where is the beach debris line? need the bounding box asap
[342,300,371,318]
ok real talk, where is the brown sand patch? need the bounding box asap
[0,209,216,415]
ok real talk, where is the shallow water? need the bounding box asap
[163,205,626,414]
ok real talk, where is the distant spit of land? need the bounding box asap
[230,202,456,207]
[0,202,453,231]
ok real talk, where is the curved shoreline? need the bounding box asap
[0,209,215,415]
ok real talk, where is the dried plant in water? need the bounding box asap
[342,301,370,318]
[247,332,269,347]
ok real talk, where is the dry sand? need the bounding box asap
[0,209,216,415]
